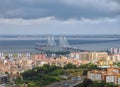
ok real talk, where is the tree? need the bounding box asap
[79,63,98,70]
[64,63,77,69]
[82,78,93,87]
[117,62,120,67]
[75,80,118,87]
[82,70,88,76]
[21,64,64,87]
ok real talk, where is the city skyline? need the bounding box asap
[0,0,120,35]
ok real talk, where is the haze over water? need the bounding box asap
[0,35,120,53]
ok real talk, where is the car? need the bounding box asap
[64,82,69,87]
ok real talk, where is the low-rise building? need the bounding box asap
[88,70,102,81]
[88,67,120,85]
[0,74,9,84]
[111,54,120,63]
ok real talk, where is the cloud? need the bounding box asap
[0,17,55,25]
[0,16,119,35]
[0,16,119,25]
[60,0,120,12]
[0,0,119,20]
[0,0,119,35]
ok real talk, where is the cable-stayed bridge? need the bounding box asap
[35,36,84,53]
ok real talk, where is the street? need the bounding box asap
[46,78,82,87]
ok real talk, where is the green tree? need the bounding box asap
[75,81,118,87]
[82,78,93,87]
[21,64,65,87]
[79,63,98,70]
[117,62,120,67]
[64,63,77,69]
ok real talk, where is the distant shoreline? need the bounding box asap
[0,35,120,53]
[0,34,120,38]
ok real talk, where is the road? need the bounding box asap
[0,84,6,87]
[46,79,82,87]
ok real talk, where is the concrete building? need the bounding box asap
[105,73,117,84]
[111,48,120,54]
[70,52,108,64]
[0,74,9,84]
[87,70,104,81]
[111,54,120,63]
[88,67,120,85]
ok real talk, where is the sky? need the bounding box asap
[0,0,120,35]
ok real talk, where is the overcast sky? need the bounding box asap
[0,0,120,35]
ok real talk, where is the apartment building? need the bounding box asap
[88,67,120,85]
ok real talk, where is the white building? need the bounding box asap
[88,70,102,81]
